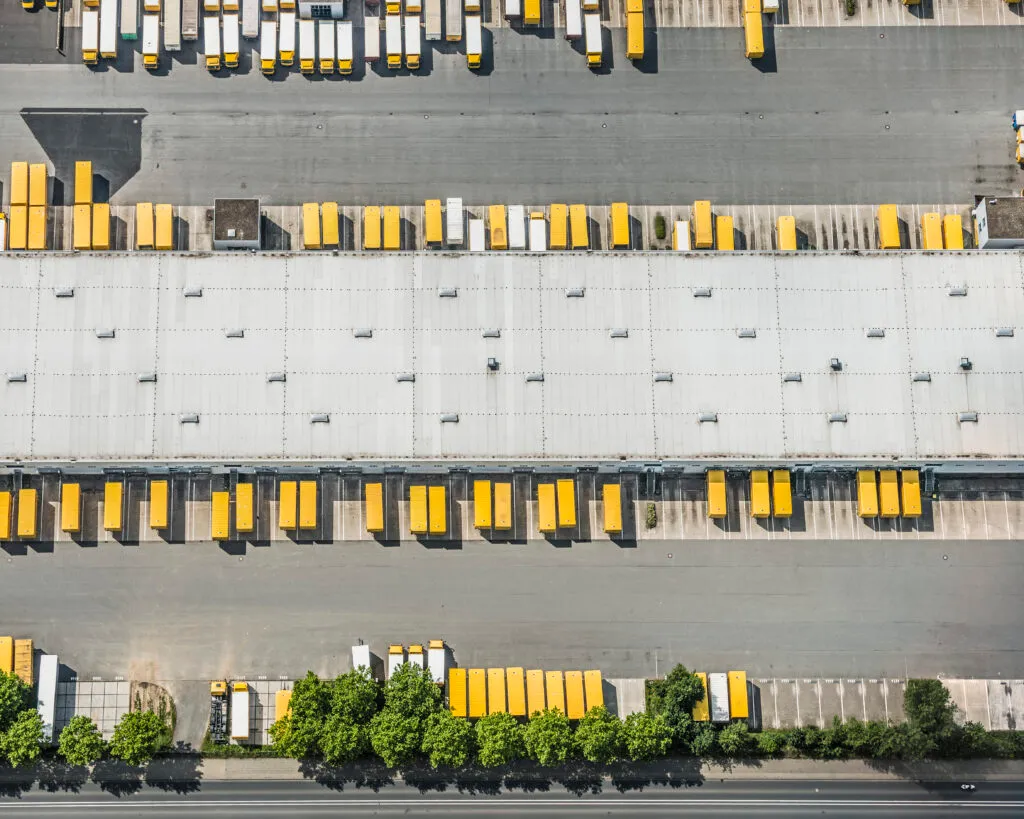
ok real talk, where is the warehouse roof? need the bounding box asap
[0,251,1021,462]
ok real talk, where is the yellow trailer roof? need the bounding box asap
[488,205,507,249]
[29,163,47,207]
[526,669,545,716]
[61,483,81,533]
[275,689,293,719]
[299,480,318,529]
[878,470,900,518]
[772,470,793,518]
[487,668,506,714]
[494,482,512,531]
[506,667,526,716]
[569,204,589,249]
[0,491,11,540]
[424,199,443,244]
[383,205,400,250]
[556,478,576,528]
[92,202,110,250]
[900,470,922,518]
[856,470,878,518]
[365,482,385,533]
[749,470,770,518]
[921,212,942,250]
[73,204,92,250]
[716,215,735,250]
[8,206,27,250]
[692,200,713,248]
[545,671,565,714]
[728,670,749,719]
[363,206,381,249]
[103,481,123,531]
[278,480,297,529]
[149,480,169,529]
[10,162,29,207]
[625,11,644,60]
[321,202,339,247]
[565,671,585,719]
[211,490,230,540]
[235,483,254,533]
[706,470,727,518]
[0,637,12,674]
[943,214,964,249]
[692,672,710,721]
[18,488,38,539]
[428,485,446,534]
[777,215,797,250]
[302,202,321,249]
[537,483,556,533]
[409,485,428,534]
[610,202,629,248]
[75,161,93,205]
[602,483,622,534]
[583,670,603,710]
[468,668,486,718]
[28,206,47,250]
[448,668,467,717]
[473,480,492,529]
[549,203,567,249]
[135,202,155,248]
[877,204,901,249]
[154,204,173,250]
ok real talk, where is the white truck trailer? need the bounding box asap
[82,9,100,64]
[242,0,259,38]
[299,18,316,74]
[425,0,441,40]
[445,197,464,246]
[465,13,480,69]
[352,643,373,676]
[318,19,335,73]
[36,655,58,745]
[223,14,240,68]
[142,13,160,69]
[364,16,380,62]
[445,0,461,41]
[164,0,182,50]
[100,0,118,59]
[427,640,448,684]
[584,13,601,68]
[508,205,526,249]
[337,20,353,73]
[468,219,485,251]
[204,15,221,70]
[230,682,250,742]
[709,672,730,723]
[564,0,581,39]
[404,15,420,70]
[387,645,407,679]
[120,0,138,40]
[182,0,199,40]
[529,211,546,251]
[260,19,277,74]
[279,12,296,66]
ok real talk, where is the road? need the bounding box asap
[0,26,1020,205]
[1,537,1022,681]
[1,779,1023,816]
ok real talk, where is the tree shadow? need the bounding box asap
[35,757,89,794]
[298,757,395,791]
[90,759,143,797]
[144,753,203,794]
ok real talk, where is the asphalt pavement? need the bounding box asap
[0,26,1020,205]
[1,778,1024,816]
[1,537,1021,682]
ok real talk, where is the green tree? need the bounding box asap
[688,723,716,757]
[621,712,672,761]
[58,715,106,766]
[904,679,958,739]
[270,672,331,758]
[574,706,621,763]
[2,709,43,767]
[369,710,422,768]
[108,710,170,767]
[717,721,753,757]
[319,714,369,766]
[421,710,473,769]
[523,709,573,766]
[330,668,380,725]
[383,664,442,721]
[0,670,32,732]
[659,665,705,730]
[476,712,525,767]
[754,729,785,757]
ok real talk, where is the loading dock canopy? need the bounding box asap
[0,252,1021,462]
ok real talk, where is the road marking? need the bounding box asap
[4,799,1024,809]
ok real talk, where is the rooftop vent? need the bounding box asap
[698,412,718,423]
[829,412,848,423]
[310,413,330,424]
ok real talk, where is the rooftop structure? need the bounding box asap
[972,196,1024,250]
[212,198,261,251]
[0,252,1020,463]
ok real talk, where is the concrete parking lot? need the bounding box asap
[0,26,1020,205]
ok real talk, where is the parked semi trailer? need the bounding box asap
[164,0,182,50]
[708,672,730,723]
[230,682,250,742]
[425,0,441,39]
[183,0,199,40]
[37,655,58,745]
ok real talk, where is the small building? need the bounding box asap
[297,1,346,19]
[213,198,261,251]
[971,196,1024,249]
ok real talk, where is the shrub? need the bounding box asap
[845,0,856,15]
[654,214,667,241]
[645,502,657,529]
